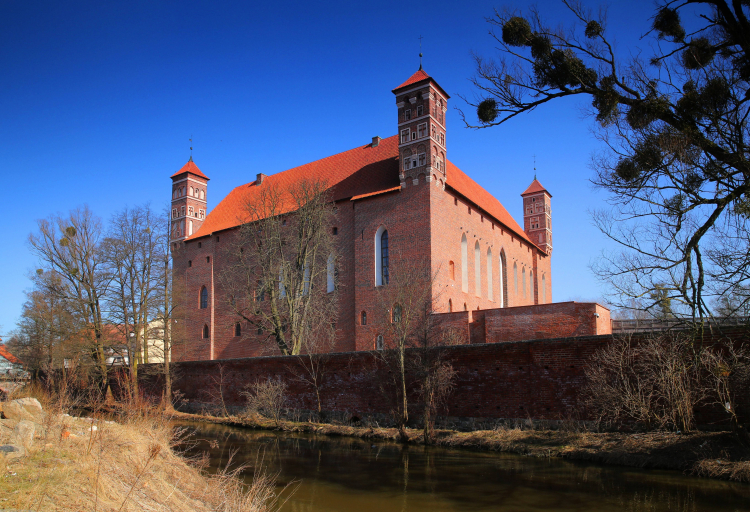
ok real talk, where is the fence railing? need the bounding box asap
[612,316,750,333]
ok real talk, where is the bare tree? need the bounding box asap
[463,1,750,320]
[411,316,460,444]
[700,341,750,431]
[373,259,459,441]
[29,206,112,396]
[12,270,86,380]
[585,332,706,431]
[220,179,337,356]
[153,207,177,408]
[103,204,164,394]
[287,319,338,421]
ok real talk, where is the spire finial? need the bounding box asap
[533,154,537,180]
[419,35,423,70]
[189,135,193,161]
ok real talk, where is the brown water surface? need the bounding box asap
[176,421,750,511]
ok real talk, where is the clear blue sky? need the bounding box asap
[1,0,661,335]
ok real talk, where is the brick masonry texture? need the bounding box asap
[168,68,610,362]
[138,328,749,426]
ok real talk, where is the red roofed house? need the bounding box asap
[0,341,23,377]
[169,69,610,361]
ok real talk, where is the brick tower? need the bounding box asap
[170,156,210,247]
[392,66,450,187]
[521,178,552,254]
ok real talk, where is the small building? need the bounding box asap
[0,341,25,378]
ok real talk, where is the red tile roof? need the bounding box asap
[446,161,532,245]
[392,68,450,99]
[171,158,210,180]
[521,179,550,197]
[190,137,401,239]
[393,69,431,91]
[190,136,536,249]
[0,344,21,365]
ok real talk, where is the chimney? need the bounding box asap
[256,173,267,185]
[371,136,381,147]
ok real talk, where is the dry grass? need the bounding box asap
[0,394,281,511]
[171,410,750,484]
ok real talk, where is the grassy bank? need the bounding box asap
[170,410,750,484]
[0,395,279,511]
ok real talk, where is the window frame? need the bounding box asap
[375,226,390,286]
[199,286,208,309]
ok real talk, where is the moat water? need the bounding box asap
[176,421,750,511]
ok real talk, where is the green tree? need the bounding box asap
[464,1,750,321]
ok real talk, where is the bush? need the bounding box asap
[242,379,287,426]
[585,332,750,432]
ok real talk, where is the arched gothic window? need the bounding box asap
[327,253,335,293]
[487,248,493,301]
[461,234,468,292]
[542,274,547,303]
[474,242,481,297]
[392,304,402,323]
[522,268,527,298]
[449,261,455,280]
[361,311,367,325]
[376,335,384,351]
[279,269,286,297]
[303,262,311,296]
[234,323,241,337]
[499,251,507,308]
[202,324,209,339]
[200,286,208,309]
[375,227,389,286]
[514,263,518,296]
[529,270,533,302]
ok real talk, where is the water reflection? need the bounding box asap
[176,421,750,512]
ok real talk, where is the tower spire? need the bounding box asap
[189,135,193,162]
[419,35,423,70]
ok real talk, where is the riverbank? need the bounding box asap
[0,398,278,511]
[170,410,750,484]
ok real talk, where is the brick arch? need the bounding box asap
[461,233,468,293]
[474,241,481,297]
[375,226,389,286]
[487,246,493,301]
[499,249,507,308]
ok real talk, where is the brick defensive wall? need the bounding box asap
[137,327,749,427]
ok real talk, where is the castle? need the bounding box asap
[169,68,610,361]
